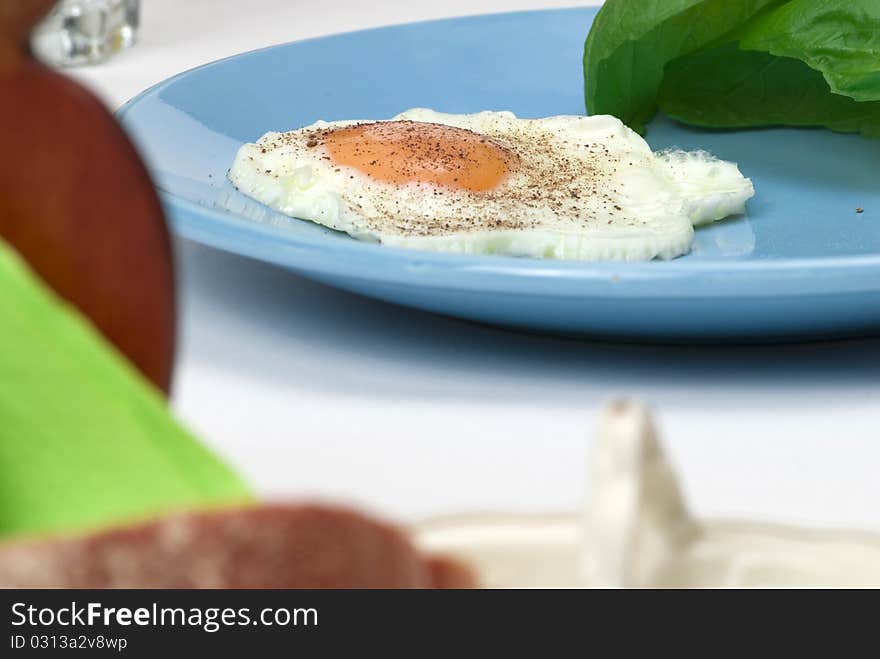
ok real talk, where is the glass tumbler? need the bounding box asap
[31,0,140,66]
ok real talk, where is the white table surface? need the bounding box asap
[71,0,880,530]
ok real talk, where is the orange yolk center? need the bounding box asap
[321,121,512,192]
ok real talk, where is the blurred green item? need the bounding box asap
[0,238,251,538]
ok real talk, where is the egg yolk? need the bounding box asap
[321,121,512,192]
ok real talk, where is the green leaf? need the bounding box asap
[0,239,251,539]
[739,0,880,103]
[658,42,880,138]
[583,0,784,133]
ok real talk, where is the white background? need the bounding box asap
[72,0,880,530]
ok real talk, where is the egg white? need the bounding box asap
[228,109,754,261]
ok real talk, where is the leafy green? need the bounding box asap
[583,0,785,133]
[659,42,880,137]
[0,238,251,538]
[584,0,880,136]
[739,0,880,103]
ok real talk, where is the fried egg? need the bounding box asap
[228,109,754,261]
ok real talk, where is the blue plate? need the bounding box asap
[119,8,880,341]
